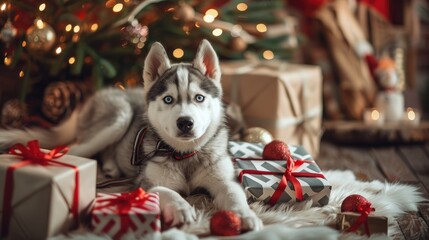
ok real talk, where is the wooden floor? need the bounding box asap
[317,139,429,239]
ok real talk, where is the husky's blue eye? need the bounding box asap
[195,94,205,102]
[163,96,173,104]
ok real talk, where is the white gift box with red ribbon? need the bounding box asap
[0,140,97,240]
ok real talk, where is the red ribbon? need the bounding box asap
[237,156,325,206]
[1,140,78,237]
[93,188,151,239]
[346,202,375,236]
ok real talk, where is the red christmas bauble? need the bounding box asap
[262,140,290,160]
[210,210,241,236]
[341,194,370,212]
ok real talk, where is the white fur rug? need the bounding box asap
[56,170,425,240]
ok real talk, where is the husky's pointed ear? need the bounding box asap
[193,40,221,81]
[143,42,171,86]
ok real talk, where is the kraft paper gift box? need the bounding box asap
[90,188,161,240]
[336,212,388,236]
[0,140,97,240]
[229,141,331,206]
[221,60,323,157]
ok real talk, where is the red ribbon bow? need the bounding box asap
[1,140,79,237]
[94,188,151,239]
[347,202,375,236]
[237,153,325,206]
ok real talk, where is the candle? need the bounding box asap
[363,108,385,126]
[402,107,421,126]
[374,90,404,123]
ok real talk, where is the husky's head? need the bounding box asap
[142,40,223,151]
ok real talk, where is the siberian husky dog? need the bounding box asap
[0,40,262,231]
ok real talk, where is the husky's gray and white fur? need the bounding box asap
[0,40,263,231]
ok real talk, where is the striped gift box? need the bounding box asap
[229,141,331,206]
[90,188,161,239]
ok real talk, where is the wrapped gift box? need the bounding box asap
[90,188,161,239]
[229,141,331,206]
[0,141,97,240]
[336,212,388,236]
[221,60,323,156]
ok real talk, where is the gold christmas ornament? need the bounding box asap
[174,3,195,22]
[230,36,247,52]
[26,18,56,52]
[242,127,274,144]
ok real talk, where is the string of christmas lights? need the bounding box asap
[0,0,299,127]
[0,0,298,100]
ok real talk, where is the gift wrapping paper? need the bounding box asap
[90,189,161,239]
[221,60,323,156]
[229,141,331,206]
[0,141,97,240]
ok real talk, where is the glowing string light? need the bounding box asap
[113,3,123,12]
[73,25,80,33]
[263,50,274,60]
[36,19,44,29]
[90,23,99,32]
[371,110,380,120]
[256,23,267,33]
[212,28,223,36]
[173,48,184,59]
[39,3,46,12]
[4,56,11,66]
[236,3,248,11]
[65,24,72,32]
[407,108,416,120]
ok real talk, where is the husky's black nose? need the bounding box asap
[177,117,194,133]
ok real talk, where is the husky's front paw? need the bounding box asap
[163,199,196,227]
[238,209,263,231]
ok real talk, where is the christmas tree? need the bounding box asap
[0,0,298,127]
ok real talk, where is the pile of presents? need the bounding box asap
[0,139,387,239]
[0,16,395,235]
[0,45,392,238]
